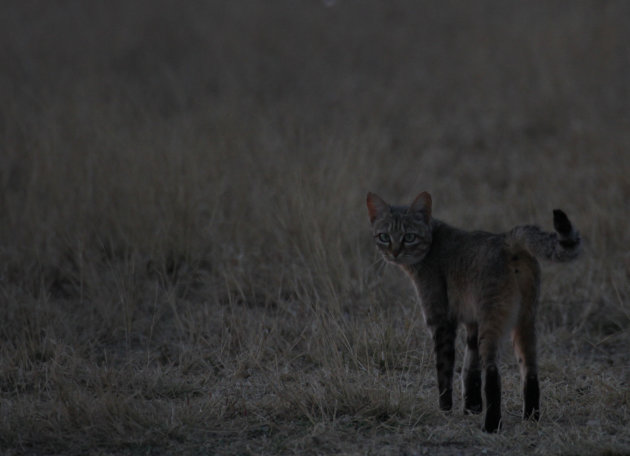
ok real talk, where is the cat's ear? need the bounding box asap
[410,191,432,219]
[366,192,389,224]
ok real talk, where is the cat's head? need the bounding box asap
[366,191,433,265]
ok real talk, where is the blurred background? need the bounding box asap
[2,1,629,241]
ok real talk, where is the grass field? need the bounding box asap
[1,1,629,454]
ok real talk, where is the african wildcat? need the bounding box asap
[366,191,580,432]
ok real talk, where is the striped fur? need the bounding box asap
[367,192,581,432]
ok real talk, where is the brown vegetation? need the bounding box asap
[1,1,629,454]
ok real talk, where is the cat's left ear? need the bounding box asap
[367,192,389,224]
[410,191,432,219]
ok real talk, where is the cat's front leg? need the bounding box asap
[431,321,457,412]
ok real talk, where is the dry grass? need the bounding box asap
[1,1,629,455]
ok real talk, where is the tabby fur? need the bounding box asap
[366,191,580,432]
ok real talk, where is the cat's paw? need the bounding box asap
[482,411,502,433]
[464,403,483,415]
[463,383,483,415]
[438,395,453,413]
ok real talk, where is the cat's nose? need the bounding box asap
[392,245,402,257]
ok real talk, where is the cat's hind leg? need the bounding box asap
[462,323,483,414]
[512,320,540,421]
[478,322,503,432]
[512,253,541,421]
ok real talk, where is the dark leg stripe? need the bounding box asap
[483,365,502,432]
[464,369,483,414]
[524,374,540,421]
[433,324,456,412]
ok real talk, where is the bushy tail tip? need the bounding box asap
[553,209,580,249]
[553,209,572,236]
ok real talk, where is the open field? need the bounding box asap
[1,1,629,454]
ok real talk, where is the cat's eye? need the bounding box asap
[376,233,391,244]
[403,233,418,244]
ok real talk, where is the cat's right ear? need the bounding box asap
[367,192,389,224]
[410,191,432,220]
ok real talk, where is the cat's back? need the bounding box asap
[422,219,513,281]
[430,219,506,257]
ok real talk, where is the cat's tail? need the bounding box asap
[508,210,581,262]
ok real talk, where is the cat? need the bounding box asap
[366,191,581,432]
